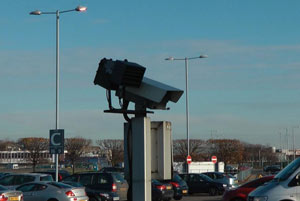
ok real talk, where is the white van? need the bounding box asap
[248,158,300,201]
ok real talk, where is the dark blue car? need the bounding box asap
[179,173,226,196]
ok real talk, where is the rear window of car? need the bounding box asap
[0,185,7,190]
[49,182,72,189]
[112,173,125,183]
[40,175,53,181]
[173,174,183,183]
[96,174,110,184]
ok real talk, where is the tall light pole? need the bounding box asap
[30,6,87,181]
[292,126,299,160]
[165,55,208,173]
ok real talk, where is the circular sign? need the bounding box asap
[187,155,192,164]
[211,156,217,164]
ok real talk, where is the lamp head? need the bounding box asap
[199,55,208,58]
[75,6,87,12]
[165,57,174,61]
[30,10,42,15]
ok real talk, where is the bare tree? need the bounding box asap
[209,139,244,165]
[173,139,208,162]
[0,140,18,151]
[97,139,124,167]
[17,137,48,172]
[65,137,92,174]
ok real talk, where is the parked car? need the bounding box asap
[33,170,70,181]
[0,173,53,189]
[99,167,125,178]
[222,175,274,201]
[225,165,238,174]
[161,173,188,200]
[16,181,88,201]
[0,173,10,179]
[152,179,173,201]
[100,167,124,174]
[263,165,281,174]
[179,173,226,196]
[63,172,127,201]
[248,158,300,201]
[0,184,23,201]
[202,172,238,189]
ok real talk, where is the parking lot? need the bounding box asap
[182,194,222,201]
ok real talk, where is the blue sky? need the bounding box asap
[1,0,300,149]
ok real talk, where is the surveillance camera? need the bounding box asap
[116,77,183,110]
[94,58,146,90]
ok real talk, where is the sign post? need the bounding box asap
[211,155,217,164]
[49,129,64,154]
[186,155,192,173]
[49,129,64,182]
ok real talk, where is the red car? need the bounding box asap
[222,175,274,201]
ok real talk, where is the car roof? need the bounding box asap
[17,181,73,188]
[7,173,50,177]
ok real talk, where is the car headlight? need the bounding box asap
[253,196,268,201]
[223,184,227,187]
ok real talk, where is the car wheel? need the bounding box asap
[209,187,217,196]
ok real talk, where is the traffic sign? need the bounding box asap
[49,129,64,154]
[187,155,192,164]
[211,155,217,164]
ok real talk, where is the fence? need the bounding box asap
[237,167,253,181]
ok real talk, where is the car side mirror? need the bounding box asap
[296,175,300,186]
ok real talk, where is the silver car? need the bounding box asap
[0,184,23,201]
[0,173,53,189]
[16,181,88,201]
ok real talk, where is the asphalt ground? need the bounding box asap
[181,194,222,201]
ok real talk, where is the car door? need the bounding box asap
[78,174,94,188]
[289,172,300,200]
[188,174,205,193]
[16,183,36,201]
[31,183,49,201]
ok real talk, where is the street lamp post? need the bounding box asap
[30,6,87,182]
[292,126,299,160]
[165,55,208,173]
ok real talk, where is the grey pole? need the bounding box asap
[184,58,190,173]
[55,10,60,182]
[165,55,207,174]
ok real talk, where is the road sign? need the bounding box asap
[187,155,192,164]
[211,155,217,164]
[49,129,64,154]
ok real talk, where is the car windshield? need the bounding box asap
[274,158,300,181]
